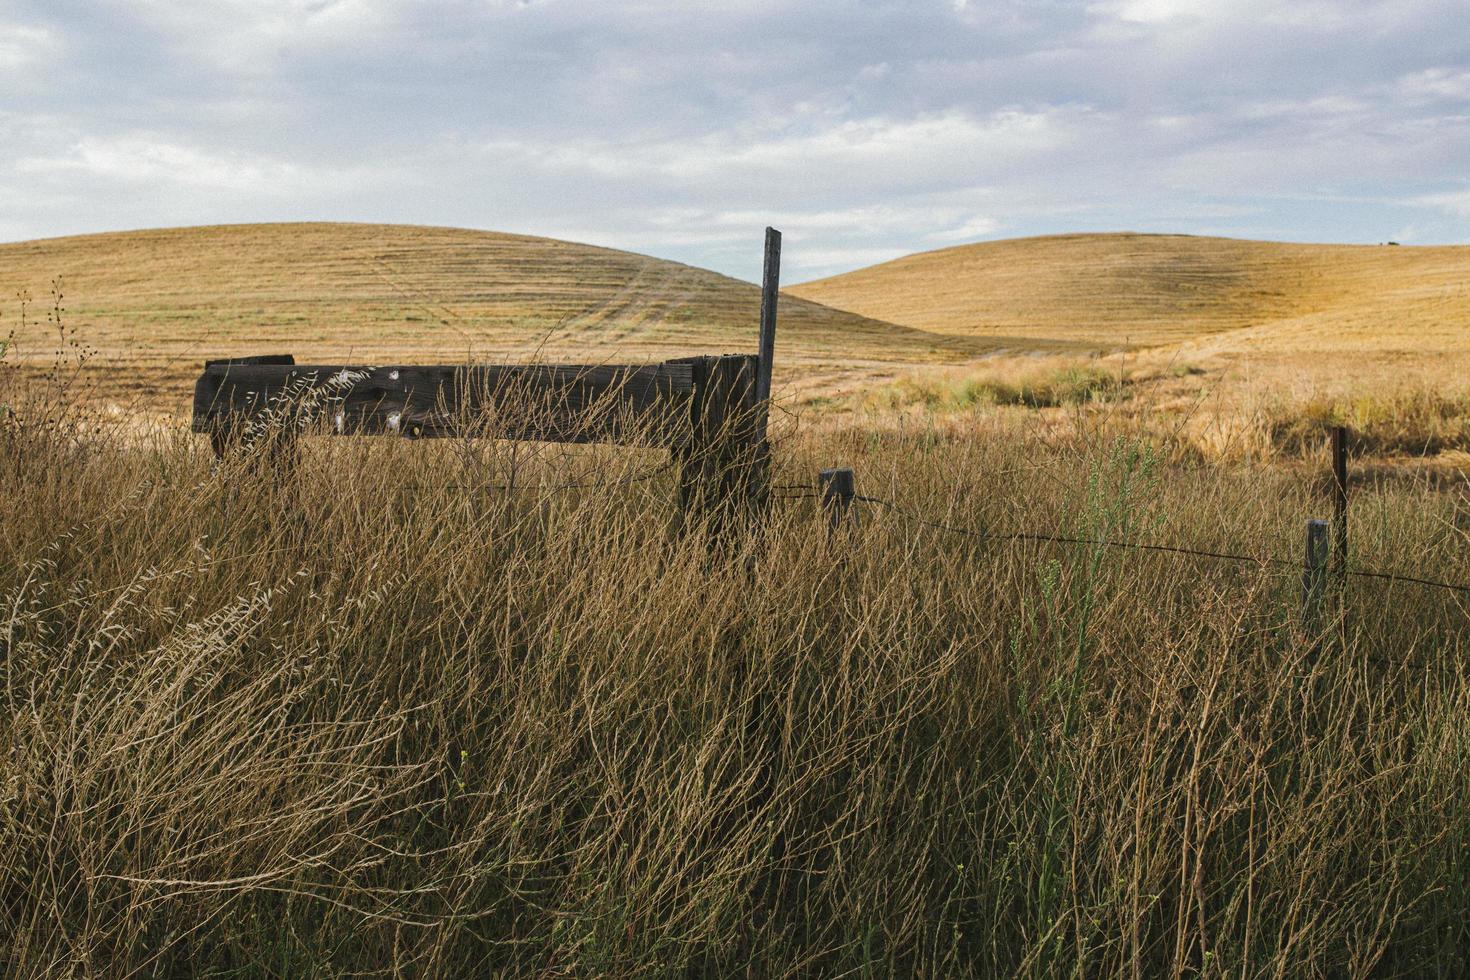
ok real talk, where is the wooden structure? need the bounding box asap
[191,228,783,532]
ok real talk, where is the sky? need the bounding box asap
[2,0,1469,282]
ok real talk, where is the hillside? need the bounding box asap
[790,233,1470,353]
[0,222,1001,409]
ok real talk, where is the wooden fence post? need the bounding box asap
[1331,425,1350,645]
[1303,518,1329,634]
[819,467,855,535]
[753,227,781,512]
[1331,425,1348,579]
[677,354,760,546]
[195,353,299,469]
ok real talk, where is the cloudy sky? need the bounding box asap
[3,0,1469,281]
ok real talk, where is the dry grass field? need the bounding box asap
[9,225,1468,466]
[4,356,1470,975]
[6,224,1470,974]
[790,232,1470,351]
[0,222,1007,414]
[791,233,1470,468]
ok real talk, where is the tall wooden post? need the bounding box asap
[1331,425,1349,646]
[753,227,781,511]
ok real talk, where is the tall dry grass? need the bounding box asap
[861,354,1470,476]
[4,346,1470,976]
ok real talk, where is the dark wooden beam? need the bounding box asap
[193,360,696,447]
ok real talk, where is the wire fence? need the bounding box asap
[839,489,1470,598]
[253,252,1470,623]
[392,460,1470,599]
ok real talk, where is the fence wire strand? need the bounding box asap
[394,471,1470,596]
[839,491,1470,596]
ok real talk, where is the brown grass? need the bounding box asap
[0,223,1004,414]
[17,225,1469,448]
[5,327,1470,975]
[789,232,1470,352]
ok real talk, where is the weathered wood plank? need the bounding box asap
[193,360,696,446]
[675,354,760,538]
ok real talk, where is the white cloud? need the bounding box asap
[12,133,379,199]
[1232,96,1369,121]
[18,135,299,191]
[1411,189,1470,218]
[481,107,1088,198]
[1088,0,1224,25]
[3,0,1470,277]
[926,215,1000,242]
[785,245,911,272]
[1088,0,1379,30]
[115,0,412,72]
[0,22,60,74]
[1399,67,1470,101]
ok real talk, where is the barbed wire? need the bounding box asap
[838,491,1470,596]
[854,494,1293,567]
[1335,567,1470,595]
[205,412,1470,598]
[387,473,1470,595]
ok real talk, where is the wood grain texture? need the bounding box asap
[193,359,695,446]
[675,354,761,530]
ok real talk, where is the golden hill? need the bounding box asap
[0,222,1002,409]
[790,232,1470,354]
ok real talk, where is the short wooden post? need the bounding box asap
[1331,426,1348,575]
[1331,425,1350,644]
[1303,518,1329,632]
[819,468,855,535]
[677,356,718,532]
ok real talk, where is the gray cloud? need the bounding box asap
[2,0,1467,280]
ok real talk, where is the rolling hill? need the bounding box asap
[0,222,1002,409]
[11,225,1469,414]
[789,232,1470,355]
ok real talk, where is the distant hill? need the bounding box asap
[790,233,1470,354]
[0,222,999,408]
